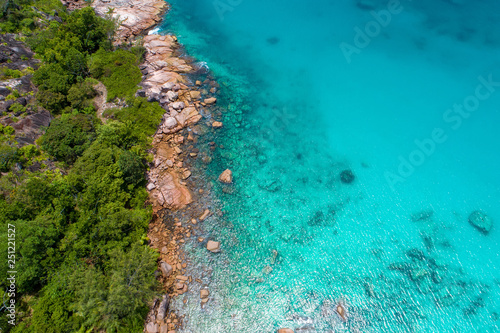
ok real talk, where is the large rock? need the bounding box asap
[411,209,434,222]
[163,117,178,129]
[278,329,294,333]
[146,322,159,333]
[200,289,209,299]
[218,169,233,183]
[157,295,170,321]
[468,210,493,234]
[204,97,217,104]
[206,240,220,253]
[159,261,173,277]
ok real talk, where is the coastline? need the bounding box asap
[70,0,228,331]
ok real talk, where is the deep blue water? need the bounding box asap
[157,0,500,331]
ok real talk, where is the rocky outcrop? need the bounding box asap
[0,34,37,70]
[149,171,193,211]
[468,210,493,234]
[0,34,50,146]
[143,33,221,213]
[92,0,168,44]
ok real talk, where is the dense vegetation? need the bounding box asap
[0,2,163,332]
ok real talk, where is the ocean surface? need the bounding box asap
[157,0,500,331]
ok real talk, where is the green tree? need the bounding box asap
[40,113,98,164]
[89,49,142,100]
[118,150,145,189]
[74,244,158,332]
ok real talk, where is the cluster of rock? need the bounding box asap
[138,33,226,214]
[388,247,488,311]
[92,0,168,44]
[145,295,173,333]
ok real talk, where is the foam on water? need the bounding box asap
[159,0,500,331]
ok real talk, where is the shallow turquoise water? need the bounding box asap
[158,0,500,331]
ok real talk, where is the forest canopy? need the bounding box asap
[0,2,161,332]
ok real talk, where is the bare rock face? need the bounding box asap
[218,169,233,184]
[159,261,172,277]
[278,329,294,333]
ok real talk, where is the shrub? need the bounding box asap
[67,78,97,111]
[0,143,18,171]
[111,97,164,147]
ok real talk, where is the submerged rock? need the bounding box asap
[409,267,429,282]
[411,209,434,222]
[406,248,426,262]
[160,261,173,277]
[340,169,355,184]
[388,262,411,273]
[267,37,280,45]
[258,178,282,192]
[356,0,376,10]
[363,282,376,298]
[307,210,334,227]
[212,121,223,128]
[468,210,493,234]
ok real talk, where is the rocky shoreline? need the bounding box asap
[61,0,230,332]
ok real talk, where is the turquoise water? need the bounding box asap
[158,0,500,331]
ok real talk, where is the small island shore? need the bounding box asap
[63,0,229,331]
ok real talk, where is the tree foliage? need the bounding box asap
[0,4,162,333]
[40,113,97,165]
